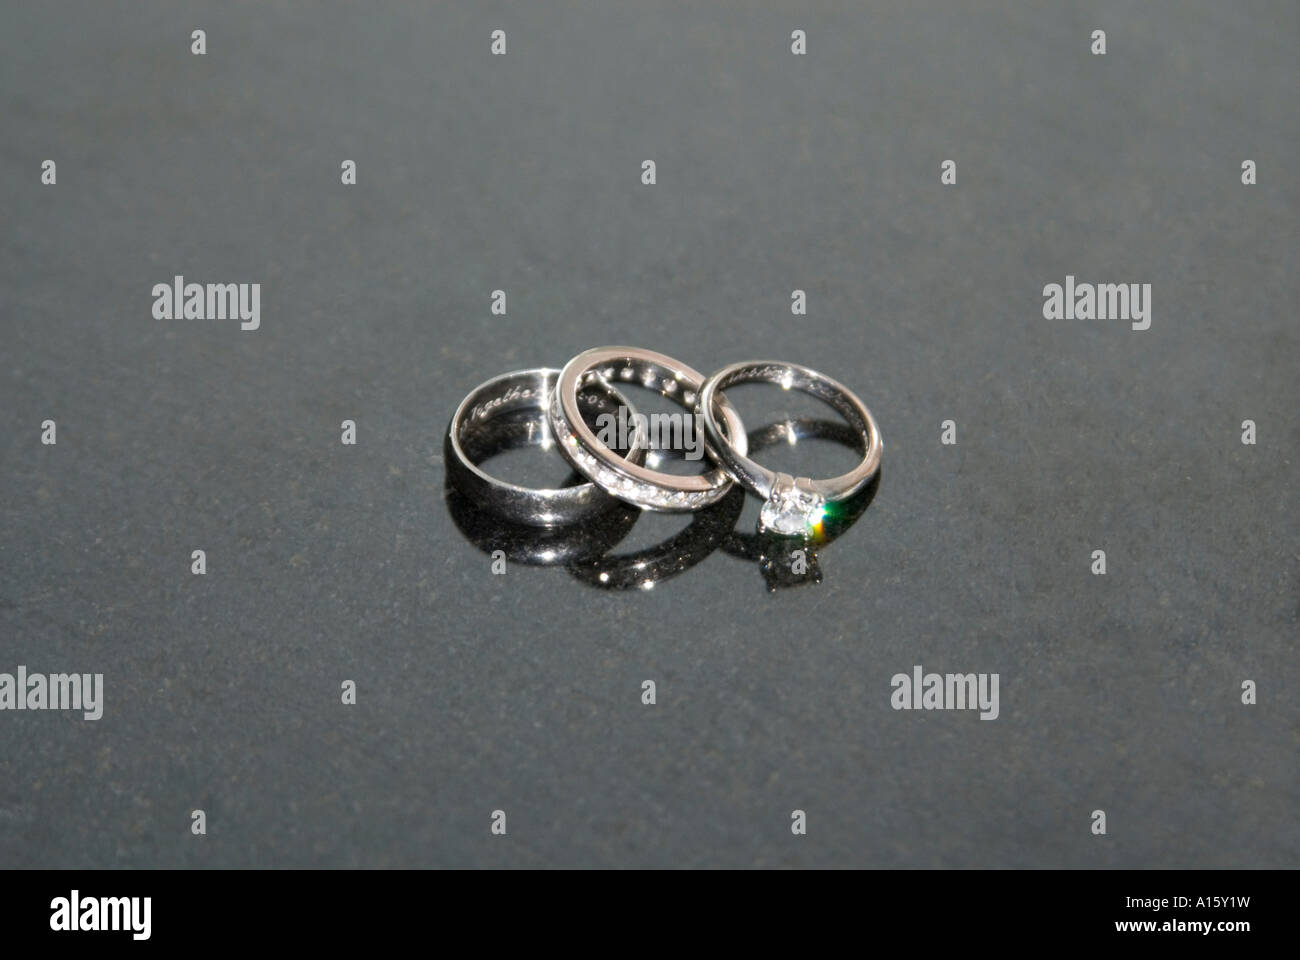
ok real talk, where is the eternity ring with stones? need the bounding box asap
[696,360,883,538]
[549,346,750,512]
[445,367,645,527]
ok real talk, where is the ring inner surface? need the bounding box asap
[456,371,554,446]
[458,372,634,484]
[715,363,869,440]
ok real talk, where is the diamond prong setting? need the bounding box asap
[758,474,826,537]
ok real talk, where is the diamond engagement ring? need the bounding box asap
[695,361,883,538]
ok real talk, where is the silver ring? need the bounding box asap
[446,368,644,527]
[696,361,883,537]
[549,346,749,511]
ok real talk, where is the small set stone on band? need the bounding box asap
[446,348,882,537]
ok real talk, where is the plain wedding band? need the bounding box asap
[445,367,645,527]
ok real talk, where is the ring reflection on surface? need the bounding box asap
[565,487,745,591]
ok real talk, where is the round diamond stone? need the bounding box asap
[760,487,826,537]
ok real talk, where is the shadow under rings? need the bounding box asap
[445,416,879,586]
[445,479,641,565]
[566,485,746,591]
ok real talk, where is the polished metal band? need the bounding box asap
[445,367,643,527]
[549,346,749,512]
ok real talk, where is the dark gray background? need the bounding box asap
[2,1,1296,868]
